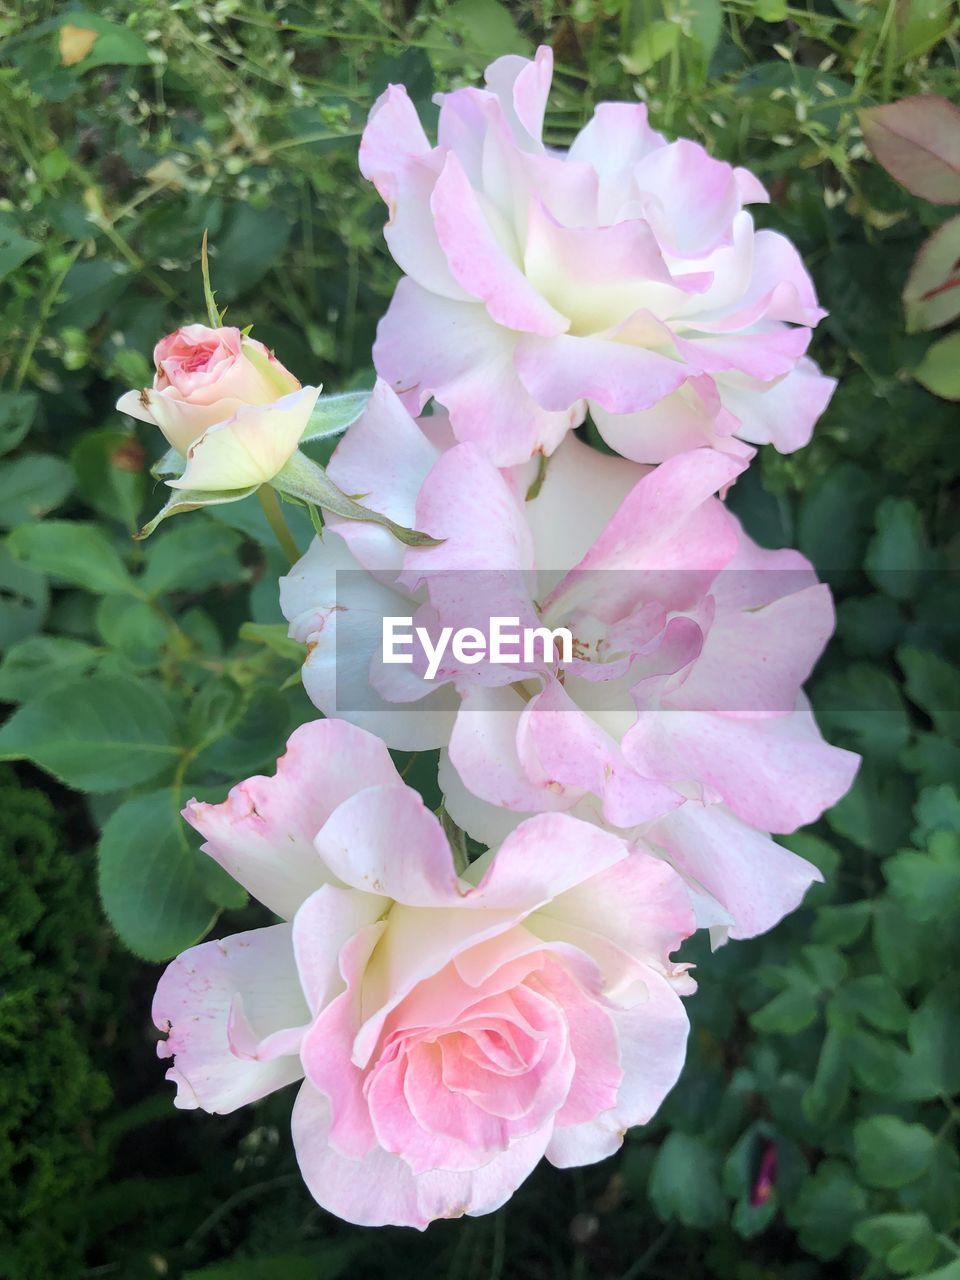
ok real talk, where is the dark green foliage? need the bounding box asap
[0,768,112,1278]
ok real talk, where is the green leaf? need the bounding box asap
[0,674,180,791]
[182,680,245,754]
[826,762,914,856]
[721,460,793,549]
[194,847,249,911]
[648,1132,726,1228]
[300,389,370,443]
[9,520,137,596]
[909,1262,960,1280]
[836,594,905,658]
[193,687,291,778]
[750,982,819,1035]
[896,0,957,62]
[71,428,147,530]
[904,983,960,1099]
[730,1192,778,1239]
[813,662,910,762]
[722,1126,787,1240]
[97,790,219,961]
[443,0,531,59]
[802,1025,850,1127]
[0,390,38,456]
[239,621,305,662]
[778,831,840,891]
[899,646,960,740]
[56,12,152,69]
[180,606,223,658]
[873,899,940,990]
[140,519,244,597]
[913,786,960,842]
[847,1028,911,1095]
[95,596,170,668]
[0,634,99,702]
[213,205,292,301]
[801,943,847,991]
[797,462,877,578]
[811,901,872,948]
[0,538,49,649]
[865,497,937,602]
[727,1131,783,1239]
[0,454,75,529]
[57,258,129,329]
[884,842,960,924]
[854,1116,935,1189]
[0,215,40,281]
[902,734,960,788]
[904,215,960,333]
[788,1159,867,1260]
[854,1212,939,1276]
[843,974,910,1032]
[685,0,723,65]
[273,450,440,547]
[914,331,960,400]
[898,1144,960,1236]
[621,20,680,75]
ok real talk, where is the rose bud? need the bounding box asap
[117,324,320,492]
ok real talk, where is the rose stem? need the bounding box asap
[258,485,301,565]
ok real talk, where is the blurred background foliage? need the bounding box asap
[0,0,959,1277]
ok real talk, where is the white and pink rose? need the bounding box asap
[154,719,695,1229]
[360,46,835,466]
[281,382,859,941]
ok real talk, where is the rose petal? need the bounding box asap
[183,719,401,918]
[153,925,307,1113]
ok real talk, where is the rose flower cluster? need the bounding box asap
[120,49,857,1230]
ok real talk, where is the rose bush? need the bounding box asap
[4,2,958,1272]
[281,383,858,941]
[154,719,696,1228]
[361,47,836,467]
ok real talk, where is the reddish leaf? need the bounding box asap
[859,96,960,205]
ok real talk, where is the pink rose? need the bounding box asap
[117,324,320,492]
[281,383,859,941]
[153,719,695,1228]
[360,47,835,466]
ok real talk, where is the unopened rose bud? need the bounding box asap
[116,324,319,492]
[169,386,320,492]
[119,325,433,548]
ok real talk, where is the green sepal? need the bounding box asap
[135,484,258,540]
[150,447,186,481]
[273,450,441,548]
